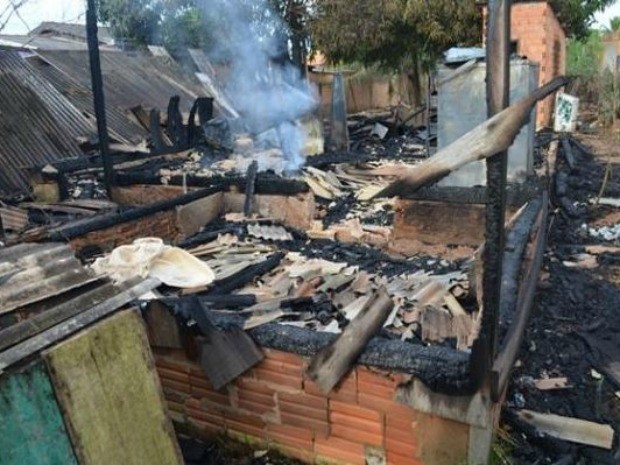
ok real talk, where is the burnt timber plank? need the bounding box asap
[492,192,549,400]
[0,361,78,465]
[306,287,394,394]
[44,309,183,465]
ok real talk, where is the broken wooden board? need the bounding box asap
[517,410,614,450]
[44,309,183,465]
[145,300,184,349]
[306,287,393,394]
[0,361,78,465]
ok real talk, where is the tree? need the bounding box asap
[609,16,620,33]
[97,0,312,65]
[96,0,163,48]
[567,29,603,79]
[547,0,615,39]
[310,0,481,74]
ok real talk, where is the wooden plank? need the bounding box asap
[0,278,160,372]
[517,410,614,450]
[44,310,183,465]
[306,287,394,394]
[0,361,78,465]
[144,300,184,349]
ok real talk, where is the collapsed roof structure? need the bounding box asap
[1,6,613,465]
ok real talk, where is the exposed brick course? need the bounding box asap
[151,347,472,464]
[483,2,567,128]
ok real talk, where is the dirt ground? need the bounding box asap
[504,131,620,465]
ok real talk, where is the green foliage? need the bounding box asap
[96,0,162,48]
[97,0,311,58]
[609,16,620,32]
[310,0,481,73]
[567,29,603,78]
[548,0,615,39]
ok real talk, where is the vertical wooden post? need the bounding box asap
[86,0,114,198]
[481,0,511,376]
[329,72,349,151]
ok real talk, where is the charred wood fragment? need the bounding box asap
[560,137,576,172]
[206,252,285,296]
[244,161,258,217]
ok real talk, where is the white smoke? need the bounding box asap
[197,0,317,172]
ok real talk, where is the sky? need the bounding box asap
[0,0,85,35]
[1,0,620,35]
[595,1,620,29]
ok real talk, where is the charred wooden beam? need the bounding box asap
[372,76,568,198]
[492,192,548,400]
[206,252,285,296]
[167,96,185,150]
[498,198,544,332]
[113,172,309,196]
[306,287,394,394]
[481,0,511,381]
[561,137,576,172]
[244,160,258,217]
[86,0,114,197]
[47,185,224,241]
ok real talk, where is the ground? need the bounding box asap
[504,131,620,464]
[179,435,304,465]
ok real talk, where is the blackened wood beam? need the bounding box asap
[206,252,285,296]
[492,192,548,400]
[480,0,511,382]
[244,161,258,217]
[86,0,114,198]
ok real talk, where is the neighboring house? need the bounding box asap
[0,22,116,51]
[601,31,620,72]
[29,21,114,46]
[482,1,567,127]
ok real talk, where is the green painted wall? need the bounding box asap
[0,361,78,465]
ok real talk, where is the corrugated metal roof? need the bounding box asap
[0,51,95,197]
[29,22,114,45]
[0,34,118,52]
[26,55,148,145]
[0,242,100,315]
[36,50,205,114]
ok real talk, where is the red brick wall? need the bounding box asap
[153,348,471,465]
[112,185,198,206]
[484,2,567,127]
[69,210,180,251]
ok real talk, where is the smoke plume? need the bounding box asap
[196,0,317,172]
